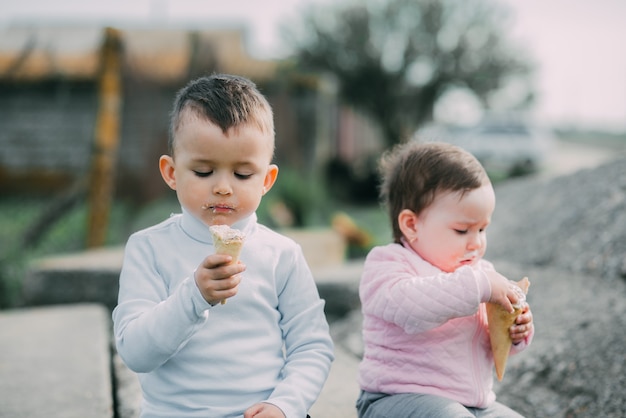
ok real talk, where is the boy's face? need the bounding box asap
[159,112,278,227]
[403,184,495,273]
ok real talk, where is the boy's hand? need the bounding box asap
[194,254,245,305]
[244,402,286,418]
[510,304,534,344]
[486,270,520,313]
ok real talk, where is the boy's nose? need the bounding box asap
[212,176,232,195]
[213,185,232,195]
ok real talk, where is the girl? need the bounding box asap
[357,142,533,418]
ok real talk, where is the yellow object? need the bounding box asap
[486,277,530,381]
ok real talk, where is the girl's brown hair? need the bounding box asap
[379,141,490,243]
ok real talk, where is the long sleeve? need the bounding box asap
[264,245,334,418]
[360,244,492,334]
[113,232,211,373]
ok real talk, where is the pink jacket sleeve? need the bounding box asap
[360,244,493,334]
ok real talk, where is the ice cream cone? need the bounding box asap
[486,277,530,381]
[209,225,245,304]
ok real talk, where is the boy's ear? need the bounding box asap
[159,155,177,190]
[262,164,279,195]
[398,209,419,242]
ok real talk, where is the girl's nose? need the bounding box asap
[467,233,482,250]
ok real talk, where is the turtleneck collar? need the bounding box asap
[180,207,257,244]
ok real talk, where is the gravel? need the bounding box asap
[488,157,626,417]
[487,157,626,280]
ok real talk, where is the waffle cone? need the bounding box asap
[486,277,530,381]
[209,225,245,304]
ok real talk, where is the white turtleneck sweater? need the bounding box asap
[112,209,334,418]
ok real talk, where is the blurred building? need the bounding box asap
[0,23,384,202]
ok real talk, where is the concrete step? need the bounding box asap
[309,345,360,418]
[0,304,113,418]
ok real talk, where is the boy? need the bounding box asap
[113,74,334,418]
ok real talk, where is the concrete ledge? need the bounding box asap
[21,229,354,313]
[314,260,362,319]
[280,228,347,268]
[0,304,113,418]
[22,247,123,310]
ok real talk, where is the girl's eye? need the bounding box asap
[235,173,253,179]
[454,229,468,235]
[193,170,212,178]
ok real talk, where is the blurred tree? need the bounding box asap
[286,0,534,147]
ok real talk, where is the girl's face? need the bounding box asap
[403,185,496,273]
[159,112,278,227]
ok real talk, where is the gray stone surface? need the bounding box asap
[0,304,113,418]
[491,261,626,417]
[309,345,360,418]
[113,349,142,418]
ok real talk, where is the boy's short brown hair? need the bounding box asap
[168,74,274,155]
[379,141,490,243]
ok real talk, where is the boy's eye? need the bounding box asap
[454,229,468,235]
[235,173,253,179]
[193,170,212,178]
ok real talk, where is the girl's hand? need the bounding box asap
[244,402,286,418]
[510,304,534,344]
[486,270,520,313]
[194,254,245,305]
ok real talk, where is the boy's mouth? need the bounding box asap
[201,203,234,213]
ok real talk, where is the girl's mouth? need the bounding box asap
[459,253,479,265]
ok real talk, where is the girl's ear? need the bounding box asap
[262,164,279,195]
[159,155,177,190]
[398,209,419,242]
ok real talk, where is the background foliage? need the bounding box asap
[287,0,534,147]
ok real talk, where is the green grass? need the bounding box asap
[0,195,139,308]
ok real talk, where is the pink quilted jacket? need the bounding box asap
[358,243,533,408]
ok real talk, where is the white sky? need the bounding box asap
[1,0,625,132]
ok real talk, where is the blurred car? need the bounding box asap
[453,116,554,176]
